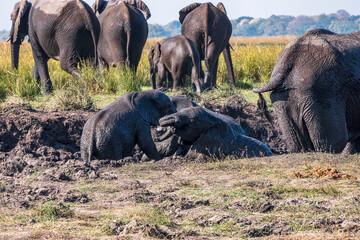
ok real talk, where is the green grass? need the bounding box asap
[0,37,291,107]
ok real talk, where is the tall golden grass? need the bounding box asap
[0,36,295,102]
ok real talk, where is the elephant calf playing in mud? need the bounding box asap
[148,35,203,93]
[80,90,176,164]
[159,106,272,159]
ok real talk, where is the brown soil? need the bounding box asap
[291,167,357,180]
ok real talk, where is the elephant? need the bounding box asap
[92,0,151,71]
[148,35,202,93]
[159,106,273,159]
[253,29,360,153]
[179,2,235,89]
[9,0,100,94]
[153,95,247,158]
[80,89,176,164]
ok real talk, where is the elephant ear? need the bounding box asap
[216,2,227,15]
[10,0,30,43]
[151,42,161,66]
[179,3,202,24]
[92,0,106,15]
[131,90,169,126]
[121,0,151,20]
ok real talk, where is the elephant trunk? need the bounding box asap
[223,43,235,86]
[11,41,21,70]
[150,70,156,89]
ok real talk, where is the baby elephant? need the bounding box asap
[159,106,272,159]
[148,35,202,93]
[80,89,176,164]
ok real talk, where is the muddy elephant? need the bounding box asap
[93,0,150,71]
[9,0,100,94]
[159,106,272,159]
[153,95,247,158]
[253,29,360,153]
[148,35,202,93]
[80,89,176,164]
[179,2,235,89]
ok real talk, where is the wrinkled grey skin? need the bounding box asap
[159,106,272,159]
[153,95,246,158]
[93,0,150,71]
[253,29,360,153]
[80,89,176,164]
[148,35,202,93]
[179,2,235,89]
[9,0,100,94]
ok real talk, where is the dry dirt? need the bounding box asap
[1,100,360,239]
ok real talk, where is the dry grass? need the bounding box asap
[1,153,360,239]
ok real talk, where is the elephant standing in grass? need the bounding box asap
[80,90,176,164]
[9,0,100,94]
[179,2,235,89]
[159,106,273,159]
[148,35,203,93]
[92,0,151,71]
[253,29,360,153]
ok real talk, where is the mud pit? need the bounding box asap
[2,99,359,239]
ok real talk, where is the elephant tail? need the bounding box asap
[78,0,99,67]
[257,93,273,125]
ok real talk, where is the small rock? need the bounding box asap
[259,201,274,213]
[123,219,139,235]
[58,172,71,181]
[208,215,224,224]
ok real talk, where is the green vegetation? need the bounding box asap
[0,37,288,108]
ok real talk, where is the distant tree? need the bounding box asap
[257,15,294,36]
[288,15,316,35]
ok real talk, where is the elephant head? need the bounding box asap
[121,0,151,20]
[131,89,176,126]
[95,0,151,20]
[148,42,161,89]
[92,0,106,15]
[159,106,218,142]
[9,0,31,70]
[179,3,202,24]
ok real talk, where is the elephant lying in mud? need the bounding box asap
[9,0,100,94]
[254,29,360,153]
[148,35,202,93]
[80,90,176,164]
[153,95,247,158]
[159,106,273,159]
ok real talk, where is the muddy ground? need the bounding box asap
[1,98,360,239]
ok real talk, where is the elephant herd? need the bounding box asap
[8,0,360,158]
[9,0,234,94]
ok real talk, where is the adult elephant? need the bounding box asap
[253,29,360,153]
[179,2,235,89]
[92,0,151,71]
[9,0,100,94]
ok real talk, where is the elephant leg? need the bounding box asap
[303,99,347,153]
[137,126,161,161]
[156,64,167,88]
[59,52,81,79]
[222,43,235,86]
[31,46,52,94]
[273,101,314,152]
[204,46,220,89]
[191,65,202,93]
[167,70,174,89]
[32,64,40,85]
